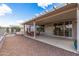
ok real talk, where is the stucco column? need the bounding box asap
[24,24,26,34]
[77,4,79,52]
[72,20,77,39]
[33,22,36,39]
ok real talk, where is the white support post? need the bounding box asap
[33,22,36,39]
[77,4,79,52]
[24,24,25,33]
[24,24,25,34]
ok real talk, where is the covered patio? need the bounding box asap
[24,34,76,53]
[23,4,77,53]
[36,35,76,53]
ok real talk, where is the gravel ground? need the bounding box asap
[0,35,79,56]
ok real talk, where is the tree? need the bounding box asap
[15,26,21,32]
[36,25,44,35]
[10,26,21,33]
[6,27,9,33]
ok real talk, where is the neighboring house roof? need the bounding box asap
[22,3,77,25]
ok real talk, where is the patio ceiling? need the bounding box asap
[23,4,77,25]
[36,8,77,25]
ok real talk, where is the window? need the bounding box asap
[53,21,72,37]
[65,21,72,37]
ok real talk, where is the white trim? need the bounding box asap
[52,35,73,39]
[24,34,35,39]
[33,22,36,39]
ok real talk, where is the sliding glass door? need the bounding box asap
[53,21,72,37]
[53,22,64,36]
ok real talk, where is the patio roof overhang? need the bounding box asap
[22,3,77,25]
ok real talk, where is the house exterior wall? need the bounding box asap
[72,20,77,39]
[44,20,77,39]
[44,23,54,37]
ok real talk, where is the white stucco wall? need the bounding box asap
[72,20,77,39]
[44,20,77,39]
[44,23,54,36]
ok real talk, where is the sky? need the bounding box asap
[0,3,62,27]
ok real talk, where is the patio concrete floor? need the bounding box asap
[35,35,76,53]
[0,34,78,56]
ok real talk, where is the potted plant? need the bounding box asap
[74,40,77,50]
